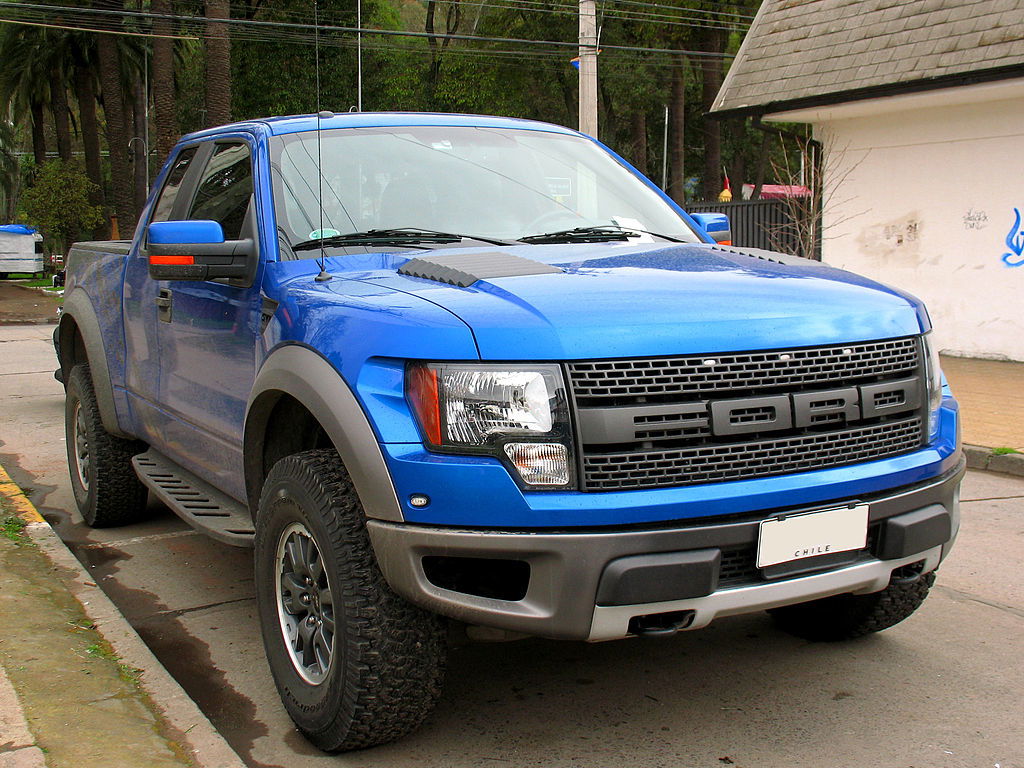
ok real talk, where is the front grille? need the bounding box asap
[582,417,923,490]
[570,337,925,492]
[568,337,919,404]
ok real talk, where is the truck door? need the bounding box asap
[154,139,262,500]
[125,144,202,443]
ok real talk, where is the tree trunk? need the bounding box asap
[152,0,178,162]
[669,61,686,205]
[630,110,647,176]
[30,101,47,168]
[97,32,135,231]
[204,0,232,126]
[425,1,461,109]
[699,31,725,200]
[51,82,73,162]
[75,65,104,208]
[133,74,148,216]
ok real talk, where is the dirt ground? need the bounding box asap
[0,282,60,325]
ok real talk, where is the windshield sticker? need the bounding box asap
[308,228,341,240]
[545,177,572,200]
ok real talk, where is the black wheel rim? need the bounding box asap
[71,401,90,492]
[275,522,335,685]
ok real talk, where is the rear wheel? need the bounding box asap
[769,569,936,641]
[64,363,148,527]
[254,449,447,752]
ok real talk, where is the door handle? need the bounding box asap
[156,288,172,322]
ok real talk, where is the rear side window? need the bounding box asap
[151,146,198,222]
[188,142,253,240]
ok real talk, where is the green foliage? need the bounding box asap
[0,495,28,545]
[992,447,1021,455]
[21,160,104,254]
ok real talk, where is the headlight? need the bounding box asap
[922,333,942,440]
[406,362,575,488]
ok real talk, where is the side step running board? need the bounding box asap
[132,450,255,547]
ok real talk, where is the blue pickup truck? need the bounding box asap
[58,112,963,751]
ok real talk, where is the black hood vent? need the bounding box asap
[398,251,564,287]
[709,244,810,266]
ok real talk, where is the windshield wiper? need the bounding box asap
[292,228,510,251]
[518,225,687,245]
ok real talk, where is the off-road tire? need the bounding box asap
[254,449,447,752]
[64,363,148,527]
[769,571,936,641]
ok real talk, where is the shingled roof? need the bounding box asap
[711,0,1024,118]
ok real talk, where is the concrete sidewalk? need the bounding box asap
[940,354,1024,472]
[0,463,244,768]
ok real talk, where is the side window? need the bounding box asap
[151,146,198,223]
[187,142,253,240]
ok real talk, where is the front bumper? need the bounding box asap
[367,456,964,641]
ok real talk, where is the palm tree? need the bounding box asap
[0,117,21,221]
[0,26,52,169]
[69,36,105,207]
[94,0,136,231]
[204,0,231,126]
[152,0,178,161]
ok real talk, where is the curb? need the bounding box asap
[963,444,1024,477]
[0,463,246,768]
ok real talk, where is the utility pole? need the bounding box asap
[578,0,598,138]
[357,0,363,111]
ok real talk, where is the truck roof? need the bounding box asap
[178,112,581,143]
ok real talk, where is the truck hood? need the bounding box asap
[349,242,928,360]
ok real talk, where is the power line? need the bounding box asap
[0,1,737,59]
[0,16,198,40]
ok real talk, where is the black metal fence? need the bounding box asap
[686,198,820,261]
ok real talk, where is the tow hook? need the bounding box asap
[890,560,926,585]
[628,610,695,638]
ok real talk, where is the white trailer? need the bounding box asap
[0,225,44,278]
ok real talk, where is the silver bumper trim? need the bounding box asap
[587,546,944,641]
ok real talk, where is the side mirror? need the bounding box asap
[690,212,732,246]
[147,220,254,281]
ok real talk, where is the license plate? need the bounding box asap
[757,504,869,568]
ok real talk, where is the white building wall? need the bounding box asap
[776,81,1024,361]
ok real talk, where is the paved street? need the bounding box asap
[1,323,1022,768]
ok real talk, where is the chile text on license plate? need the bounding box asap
[756,504,869,568]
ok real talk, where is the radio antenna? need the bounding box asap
[313,0,332,283]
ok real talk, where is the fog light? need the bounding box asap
[503,443,570,486]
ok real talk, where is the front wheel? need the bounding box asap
[769,569,936,641]
[254,450,447,752]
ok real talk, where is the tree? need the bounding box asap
[0,117,21,221]
[70,36,105,210]
[0,26,52,169]
[205,0,232,125]
[21,161,104,255]
[152,0,179,160]
[95,0,137,232]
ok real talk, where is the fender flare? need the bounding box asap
[59,288,129,437]
[244,344,404,522]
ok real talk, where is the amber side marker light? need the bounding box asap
[407,364,442,445]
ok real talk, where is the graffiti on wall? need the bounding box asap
[1003,208,1024,268]
[963,209,988,230]
[856,213,923,263]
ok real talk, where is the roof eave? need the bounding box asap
[709,62,1024,121]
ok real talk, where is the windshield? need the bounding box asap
[269,125,701,257]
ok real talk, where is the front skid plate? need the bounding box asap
[587,546,943,641]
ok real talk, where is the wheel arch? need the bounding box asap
[58,289,129,437]
[244,344,404,523]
